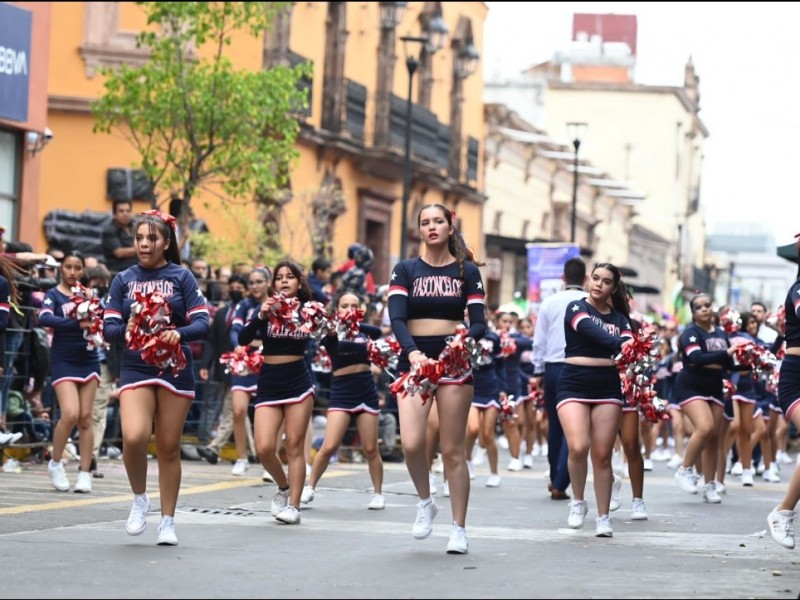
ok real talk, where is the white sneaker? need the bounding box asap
[276,505,301,524]
[125,494,150,536]
[767,506,796,549]
[2,457,21,473]
[0,431,23,445]
[48,460,70,492]
[442,480,450,497]
[271,488,290,517]
[156,516,178,546]
[714,481,727,495]
[522,454,534,469]
[497,435,509,450]
[741,468,754,487]
[412,499,438,539]
[756,462,766,475]
[531,443,542,457]
[763,464,781,483]
[567,500,588,528]
[631,498,648,520]
[446,522,468,554]
[429,473,438,496]
[367,494,385,510]
[467,460,476,480]
[74,471,92,493]
[472,447,486,466]
[730,461,743,476]
[300,485,315,505]
[777,450,794,465]
[610,474,622,512]
[595,515,613,537]
[485,474,501,488]
[541,442,548,456]
[702,481,722,504]
[674,466,698,494]
[507,457,523,472]
[667,454,683,469]
[262,469,273,483]
[231,458,248,476]
[432,456,444,474]
[643,458,654,472]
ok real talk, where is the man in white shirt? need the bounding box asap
[532,258,587,500]
[750,301,778,344]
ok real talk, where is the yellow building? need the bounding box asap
[31,1,488,285]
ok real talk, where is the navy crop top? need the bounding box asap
[321,323,381,371]
[679,322,732,368]
[238,313,310,356]
[563,298,633,359]
[388,257,486,355]
[784,279,800,350]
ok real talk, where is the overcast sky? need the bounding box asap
[483,2,799,246]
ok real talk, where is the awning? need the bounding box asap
[777,243,797,264]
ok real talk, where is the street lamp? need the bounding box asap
[567,121,587,244]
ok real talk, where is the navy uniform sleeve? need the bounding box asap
[238,312,265,346]
[388,260,417,356]
[103,271,127,343]
[38,290,81,331]
[464,262,487,341]
[565,301,626,356]
[176,269,210,342]
[0,276,9,331]
[359,323,382,341]
[229,300,248,347]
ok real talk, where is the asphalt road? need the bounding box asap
[1,446,799,599]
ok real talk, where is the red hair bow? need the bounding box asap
[141,209,177,231]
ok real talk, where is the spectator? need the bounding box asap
[101,200,138,277]
[339,244,374,302]
[308,258,332,304]
[336,243,375,296]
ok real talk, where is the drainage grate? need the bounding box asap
[180,507,259,517]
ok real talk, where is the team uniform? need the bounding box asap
[38,288,101,387]
[229,296,261,394]
[517,336,535,404]
[238,310,313,409]
[471,331,506,410]
[556,298,633,408]
[673,323,732,408]
[321,323,381,414]
[778,280,800,419]
[501,331,532,405]
[103,263,210,398]
[388,258,486,384]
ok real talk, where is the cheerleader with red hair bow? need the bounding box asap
[103,210,209,546]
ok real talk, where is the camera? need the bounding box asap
[44,127,53,142]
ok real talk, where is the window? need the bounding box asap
[0,130,20,238]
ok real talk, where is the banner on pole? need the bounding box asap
[526,242,580,317]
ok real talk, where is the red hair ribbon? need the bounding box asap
[141,209,177,231]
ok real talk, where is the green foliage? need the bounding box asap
[92,1,309,207]
[189,204,283,269]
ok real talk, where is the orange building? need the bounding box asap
[17,2,488,285]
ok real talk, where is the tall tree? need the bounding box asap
[92,2,308,215]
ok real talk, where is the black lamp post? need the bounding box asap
[567,122,587,244]
[398,20,447,260]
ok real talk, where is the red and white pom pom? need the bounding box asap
[389,360,443,405]
[718,307,742,335]
[499,394,518,423]
[438,324,478,379]
[333,307,365,341]
[312,346,332,373]
[265,292,301,332]
[528,378,544,409]
[499,331,517,358]
[126,291,187,376]
[723,378,736,400]
[299,301,333,340]
[220,346,263,376]
[68,284,108,351]
[367,335,402,371]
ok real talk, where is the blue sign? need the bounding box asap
[0,3,32,122]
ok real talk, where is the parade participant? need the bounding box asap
[767,240,800,550]
[557,263,633,537]
[103,211,210,546]
[388,203,486,554]
[673,294,739,503]
[39,251,101,493]
[226,267,271,476]
[239,260,314,525]
[301,291,385,509]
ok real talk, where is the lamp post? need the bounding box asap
[567,122,587,244]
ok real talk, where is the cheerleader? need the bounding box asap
[103,211,210,546]
[38,251,100,492]
[239,260,314,525]
[301,291,385,509]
